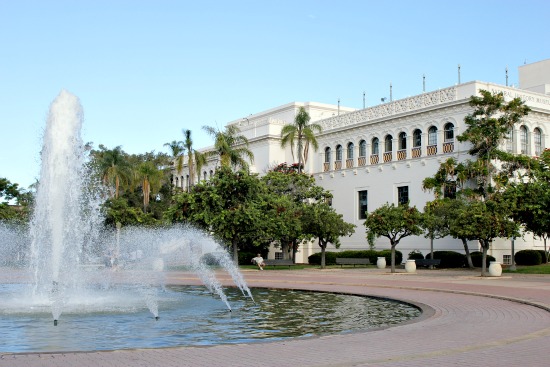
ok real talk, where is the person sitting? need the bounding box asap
[251,254,265,270]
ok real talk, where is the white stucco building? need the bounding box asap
[174,60,550,264]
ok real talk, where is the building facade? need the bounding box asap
[174,61,550,264]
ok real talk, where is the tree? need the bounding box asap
[280,107,322,173]
[182,129,196,187]
[136,161,163,213]
[505,149,550,263]
[364,203,423,273]
[94,145,132,199]
[163,140,185,174]
[0,177,30,222]
[165,167,269,263]
[303,202,355,269]
[202,124,254,170]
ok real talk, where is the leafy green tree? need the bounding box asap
[182,129,197,187]
[303,202,356,269]
[136,161,164,213]
[203,125,254,170]
[165,167,269,263]
[280,107,322,173]
[505,149,550,263]
[0,177,31,222]
[364,203,423,273]
[103,197,159,226]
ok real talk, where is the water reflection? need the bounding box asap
[0,285,420,352]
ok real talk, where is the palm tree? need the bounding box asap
[194,150,208,182]
[182,129,196,187]
[96,146,132,199]
[163,140,185,173]
[202,125,254,170]
[280,106,322,173]
[136,161,163,212]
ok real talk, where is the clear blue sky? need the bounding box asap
[1,0,549,189]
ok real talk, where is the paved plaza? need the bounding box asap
[1,267,549,367]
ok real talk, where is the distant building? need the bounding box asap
[174,60,550,263]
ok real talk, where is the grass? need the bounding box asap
[503,263,550,274]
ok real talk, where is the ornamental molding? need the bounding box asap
[317,87,457,132]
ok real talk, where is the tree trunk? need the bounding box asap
[320,240,326,269]
[480,240,488,277]
[281,241,289,260]
[461,238,474,268]
[544,236,548,264]
[390,243,396,273]
[292,240,297,263]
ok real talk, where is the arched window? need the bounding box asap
[384,135,393,152]
[413,129,422,147]
[175,177,179,187]
[359,140,367,157]
[428,126,437,146]
[520,125,528,154]
[324,147,331,162]
[336,144,343,161]
[209,170,214,179]
[506,128,513,153]
[347,142,354,159]
[371,138,379,155]
[534,128,542,155]
[186,174,190,190]
[181,176,184,188]
[398,132,407,150]
[444,122,454,141]
[203,171,207,181]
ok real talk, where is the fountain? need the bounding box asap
[0,91,421,353]
[3,90,252,325]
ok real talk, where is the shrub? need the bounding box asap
[470,251,496,268]
[308,251,338,265]
[515,250,542,266]
[408,250,424,260]
[238,251,259,265]
[378,249,403,265]
[428,251,466,268]
[535,250,549,263]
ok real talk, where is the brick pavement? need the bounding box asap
[1,268,549,367]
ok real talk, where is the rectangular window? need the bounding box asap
[503,255,511,265]
[275,252,283,260]
[397,186,409,205]
[358,190,368,219]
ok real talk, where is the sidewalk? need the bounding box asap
[1,268,549,367]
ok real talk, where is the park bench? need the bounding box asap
[414,259,441,268]
[335,258,371,267]
[263,259,296,269]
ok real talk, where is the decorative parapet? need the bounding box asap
[318,87,457,131]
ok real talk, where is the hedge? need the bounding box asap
[515,250,542,266]
[470,251,496,268]
[424,251,466,268]
[308,250,402,266]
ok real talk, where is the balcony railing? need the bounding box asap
[334,160,342,170]
[427,145,437,156]
[443,142,454,153]
[411,147,421,158]
[358,156,366,166]
[345,159,354,168]
[397,149,406,160]
[383,152,392,162]
[323,162,330,172]
[370,154,379,165]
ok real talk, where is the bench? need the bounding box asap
[263,259,296,269]
[335,258,371,267]
[414,259,441,268]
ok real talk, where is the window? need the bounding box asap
[413,129,422,147]
[210,170,214,179]
[398,132,407,150]
[203,171,207,181]
[503,254,512,265]
[371,138,379,155]
[506,128,513,153]
[324,147,331,162]
[347,142,354,159]
[384,135,393,152]
[359,140,367,157]
[336,145,343,161]
[358,190,368,219]
[181,176,184,188]
[444,181,457,199]
[520,125,528,154]
[444,122,454,141]
[397,186,409,205]
[275,252,283,260]
[428,126,437,146]
[534,128,542,156]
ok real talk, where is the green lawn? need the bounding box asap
[503,263,550,274]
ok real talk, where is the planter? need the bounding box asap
[405,259,416,273]
[488,261,502,277]
[376,257,386,269]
